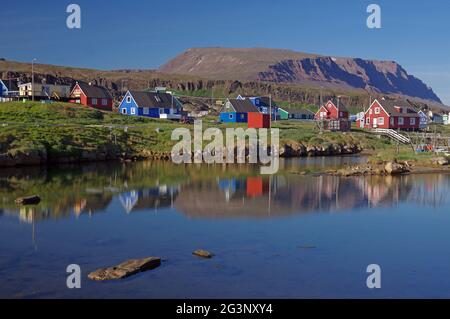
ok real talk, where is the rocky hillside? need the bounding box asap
[160,48,441,103]
[1,59,447,115]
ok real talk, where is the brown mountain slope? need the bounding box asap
[1,59,448,114]
[160,47,442,103]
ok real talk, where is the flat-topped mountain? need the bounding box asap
[160,48,441,103]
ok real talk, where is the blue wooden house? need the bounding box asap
[0,79,19,101]
[237,95,278,118]
[119,90,182,119]
[220,98,259,123]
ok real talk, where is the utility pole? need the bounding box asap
[31,58,37,101]
[320,86,323,106]
[211,88,214,108]
[269,94,272,128]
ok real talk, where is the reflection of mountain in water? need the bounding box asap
[1,161,449,222]
[174,174,450,219]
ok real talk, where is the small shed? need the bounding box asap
[248,112,270,128]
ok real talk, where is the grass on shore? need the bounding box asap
[0,101,398,160]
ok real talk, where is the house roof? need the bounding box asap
[77,82,112,99]
[322,100,349,113]
[259,96,278,107]
[281,107,315,116]
[378,100,419,118]
[238,95,278,107]
[128,90,179,108]
[227,99,259,113]
[0,79,18,91]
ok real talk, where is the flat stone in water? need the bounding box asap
[193,250,214,259]
[88,257,161,281]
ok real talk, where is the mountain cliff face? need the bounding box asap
[160,48,441,103]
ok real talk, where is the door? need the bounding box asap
[372,118,378,128]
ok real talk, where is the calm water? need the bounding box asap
[1,156,450,299]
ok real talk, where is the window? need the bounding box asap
[240,114,245,119]
[229,114,234,119]
[378,117,384,125]
[339,112,343,117]
[375,107,380,114]
[92,98,98,105]
[366,117,370,125]
[121,108,127,114]
[131,108,136,115]
[102,99,108,106]
[126,96,132,103]
[398,117,404,125]
[410,117,416,125]
[390,117,394,125]
[143,107,149,115]
[159,108,165,114]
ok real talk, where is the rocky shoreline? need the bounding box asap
[329,157,450,177]
[0,142,362,168]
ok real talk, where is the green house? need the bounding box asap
[443,113,449,125]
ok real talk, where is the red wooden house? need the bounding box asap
[248,112,270,128]
[315,100,350,120]
[315,100,351,131]
[363,99,420,131]
[69,82,113,111]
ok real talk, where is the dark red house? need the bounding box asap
[69,82,113,111]
[315,100,351,132]
[363,99,420,131]
[315,100,350,120]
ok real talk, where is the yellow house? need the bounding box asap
[19,82,71,99]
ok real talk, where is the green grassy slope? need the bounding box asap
[0,101,397,164]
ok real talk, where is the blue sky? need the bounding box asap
[1,0,449,104]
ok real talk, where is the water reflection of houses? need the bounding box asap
[174,175,424,219]
[119,185,180,213]
[404,174,450,207]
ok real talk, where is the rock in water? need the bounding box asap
[193,249,214,259]
[88,257,161,281]
[15,195,41,205]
